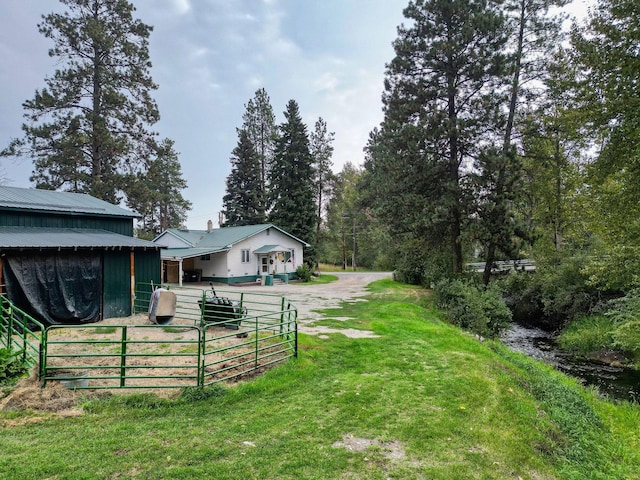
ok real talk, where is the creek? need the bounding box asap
[501,323,640,403]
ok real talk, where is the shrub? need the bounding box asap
[296,264,313,282]
[0,348,28,386]
[433,279,511,337]
[497,256,601,330]
[613,321,640,355]
[393,254,426,286]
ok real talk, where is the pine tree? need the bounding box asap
[268,100,316,263]
[366,0,509,280]
[1,0,160,204]
[474,0,568,285]
[309,117,335,238]
[222,129,264,226]
[241,88,278,217]
[125,139,191,239]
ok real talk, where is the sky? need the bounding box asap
[0,0,593,230]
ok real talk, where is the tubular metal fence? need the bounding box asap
[0,296,44,368]
[0,283,297,390]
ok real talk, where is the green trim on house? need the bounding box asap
[202,275,259,285]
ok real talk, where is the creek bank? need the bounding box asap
[585,349,632,368]
[501,323,640,403]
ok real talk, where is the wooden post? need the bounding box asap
[130,251,135,314]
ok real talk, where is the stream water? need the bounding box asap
[501,324,640,403]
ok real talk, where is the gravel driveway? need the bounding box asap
[230,272,392,337]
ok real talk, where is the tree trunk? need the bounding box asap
[448,54,463,275]
[483,0,526,287]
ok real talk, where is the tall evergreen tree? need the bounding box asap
[366,0,509,280]
[474,0,568,285]
[222,129,264,226]
[125,139,191,239]
[309,117,335,238]
[1,0,160,204]
[241,88,278,217]
[268,100,316,263]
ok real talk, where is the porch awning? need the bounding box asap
[253,245,292,254]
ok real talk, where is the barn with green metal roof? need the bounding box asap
[0,186,163,325]
[153,222,308,286]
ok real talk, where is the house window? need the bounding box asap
[200,254,210,261]
[241,249,250,263]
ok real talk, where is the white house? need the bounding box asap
[152,223,309,286]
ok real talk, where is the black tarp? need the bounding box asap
[4,252,101,326]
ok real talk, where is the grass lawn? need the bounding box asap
[1,280,639,479]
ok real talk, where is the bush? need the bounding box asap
[613,321,640,355]
[393,254,426,286]
[433,279,512,337]
[296,264,313,282]
[0,348,28,386]
[497,256,601,330]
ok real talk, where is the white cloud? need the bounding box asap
[169,0,191,16]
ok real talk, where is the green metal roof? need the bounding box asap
[0,186,138,218]
[0,226,161,250]
[156,224,309,261]
[159,224,309,250]
[253,244,291,253]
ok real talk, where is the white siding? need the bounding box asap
[153,231,191,248]
[225,228,304,278]
[194,252,227,278]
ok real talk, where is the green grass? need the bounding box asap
[1,280,639,479]
[557,315,617,355]
[294,273,339,285]
[310,273,338,284]
[84,327,118,334]
[318,263,384,273]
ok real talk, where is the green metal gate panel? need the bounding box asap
[103,251,131,319]
[134,250,161,310]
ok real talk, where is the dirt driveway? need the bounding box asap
[229,272,392,337]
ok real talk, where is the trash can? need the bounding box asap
[265,275,273,286]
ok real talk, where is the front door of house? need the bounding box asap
[261,256,269,273]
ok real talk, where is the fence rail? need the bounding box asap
[0,283,297,390]
[0,296,44,368]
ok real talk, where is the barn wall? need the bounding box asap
[0,211,133,235]
[103,251,132,319]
